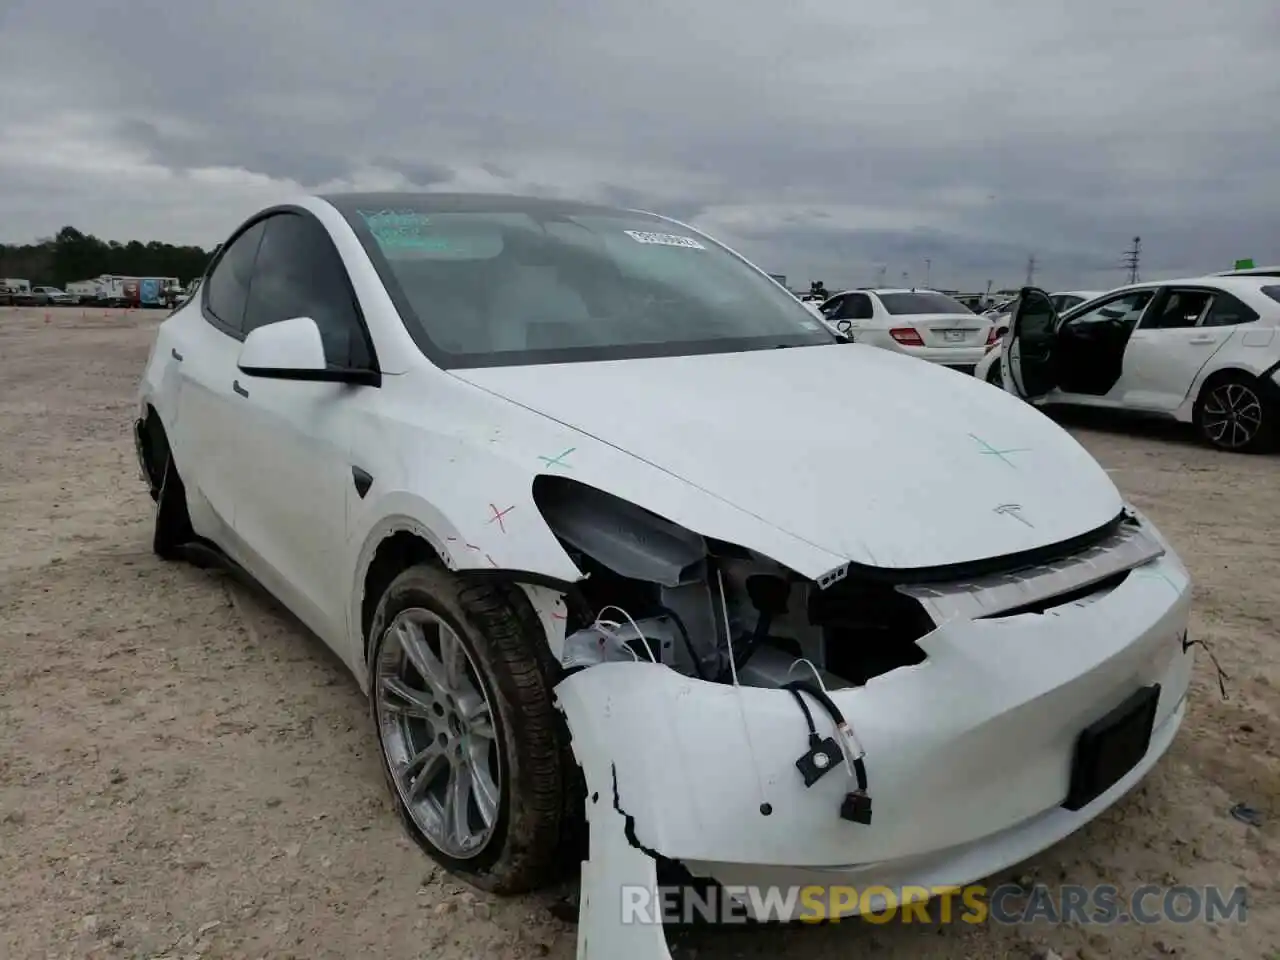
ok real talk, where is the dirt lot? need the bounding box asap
[0,305,1276,960]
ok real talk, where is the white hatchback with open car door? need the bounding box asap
[1001,279,1280,452]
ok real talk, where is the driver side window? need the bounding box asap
[203,219,267,335]
[243,212,374,369]
[1067,290,1153,328]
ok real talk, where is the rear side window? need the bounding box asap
[1260,285,1280,305]
[203,219,266,334]
[242,212,372,368]
[1201,292,1260,326]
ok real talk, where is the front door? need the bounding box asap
[226,210,379,642]
[1004,287,1059,400]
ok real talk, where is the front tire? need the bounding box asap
[1193,374,1274,453]
[368,565,568,894]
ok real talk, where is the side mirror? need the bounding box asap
[237,316,378,386]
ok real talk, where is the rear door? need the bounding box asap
[1003,287,1059,400]
[1117,286,1238,410]
[174,218,267,549]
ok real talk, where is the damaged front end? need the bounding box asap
[531,477,1193,960]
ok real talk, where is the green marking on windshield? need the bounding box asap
[358,209,454,251]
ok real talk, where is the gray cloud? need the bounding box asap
[1,0,1277,291]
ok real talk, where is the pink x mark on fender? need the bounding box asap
[488,503,516,533]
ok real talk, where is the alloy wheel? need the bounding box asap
[1201,382,1263,450]
[375,608,501,859]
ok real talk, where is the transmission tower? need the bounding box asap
[1025,255,1036,286]
[1122,236,1141,283]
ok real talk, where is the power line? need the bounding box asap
[1122,236,1141,283]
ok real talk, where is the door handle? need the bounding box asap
[1188,335,1216,345]
[232,380,249,398]
[171,348,184,361]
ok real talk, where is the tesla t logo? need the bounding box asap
[994,503,1034,527]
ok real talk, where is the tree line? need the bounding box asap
[0,226,215,285]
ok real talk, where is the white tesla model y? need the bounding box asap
[135,193,1195,960]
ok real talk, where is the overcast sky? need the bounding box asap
[1,0,1276,291]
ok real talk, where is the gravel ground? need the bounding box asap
[0,305,1276,960]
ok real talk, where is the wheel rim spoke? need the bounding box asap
[464,746,500,829]
[458,692,495,739]
[438,628,468,692]
[444,761,475,848]
[403,742,449,800]
[379,676,436,719]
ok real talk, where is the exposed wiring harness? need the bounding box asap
[653,603,707,679]
[785,659,872,824]
[590,605,656,663]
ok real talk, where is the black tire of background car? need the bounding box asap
[367,565,573,894]
[986,363,1003,388]
[1193,372,1276,454]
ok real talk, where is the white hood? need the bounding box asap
[453,344,1123,570]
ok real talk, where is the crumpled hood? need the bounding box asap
[452,344,1123,570]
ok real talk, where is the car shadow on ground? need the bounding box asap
[1042,406,1209,452]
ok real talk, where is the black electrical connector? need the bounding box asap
[787,687,840,787]
[784,678,873,825]
[840,791,873,825]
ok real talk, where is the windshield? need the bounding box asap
[878,292,973,315]
[335,198,834,368]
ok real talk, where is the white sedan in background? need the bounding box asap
[977,276,1280,452]
[816,288,995,373]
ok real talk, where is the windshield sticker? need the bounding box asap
[357,209,503,259]
[623,230,705,250]
[358,210,451,251]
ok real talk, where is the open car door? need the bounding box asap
[1003,286,1059,400]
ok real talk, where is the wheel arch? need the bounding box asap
[138,402,170,493]
[1192,364,1270,404]
[350,505,585,688]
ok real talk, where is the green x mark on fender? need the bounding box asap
[969,433,1029,467]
